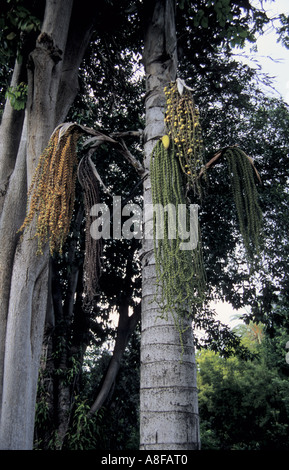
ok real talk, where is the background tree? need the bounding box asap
[197,319,289,450]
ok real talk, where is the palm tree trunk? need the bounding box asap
[140,0,200,450]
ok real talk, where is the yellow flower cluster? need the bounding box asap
[19,125,83,255]
[164,82,206,197]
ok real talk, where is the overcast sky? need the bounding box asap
[243,0,289,103]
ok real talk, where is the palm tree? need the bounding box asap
[139,0,200,450]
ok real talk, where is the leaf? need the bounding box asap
[201,16,209,29]
[6,32,16,40]
[24,23,35,33]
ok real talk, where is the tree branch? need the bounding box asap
[87,241,141,418]
[199,146,262,183]
[87,302,140,418]
[54,122,146,176]
[83,131,145,176]
[117,137,146,176]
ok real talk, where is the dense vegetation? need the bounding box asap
[198,320,289,450]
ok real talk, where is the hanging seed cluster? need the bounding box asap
[224,146,263,258]
[164,81,206,197]
[78,155,102,309]
[151,140,206,325]
[150,83,207,338]
[19,125,83,255]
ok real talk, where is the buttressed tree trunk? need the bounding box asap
[0,0,95,450]
[140,0,200,450]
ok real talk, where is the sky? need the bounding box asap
[241,0,289,103]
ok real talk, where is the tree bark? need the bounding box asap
[140,0,200,450]
[0,60,26,214]
[0,0,74,449]
[0,0,95,449]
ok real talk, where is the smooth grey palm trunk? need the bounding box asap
[139,0,200,450]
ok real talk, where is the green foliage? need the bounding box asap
[177,0,189,10]
[64,399,104,451]
[5,81,27,109]
[0,0,41,65]
[34,379,50,433]
[63,331,140,451]
[277,13,289,49]
[193,0,239,32]
[233,321,265,351]
[6,2,40,34]
[178,0,266,55]
[197,324,289,450]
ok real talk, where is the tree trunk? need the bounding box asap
[140,0,200,450]
[0,60,26,214]
[0,0,95,449]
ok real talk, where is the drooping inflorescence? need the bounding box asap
[150,81,263,347]
[151,140,206,322]
[164,81,207,197]
[150,81,207,340]
[223,146,263,258]
[19,124,83,255]
[78,154,102,309]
